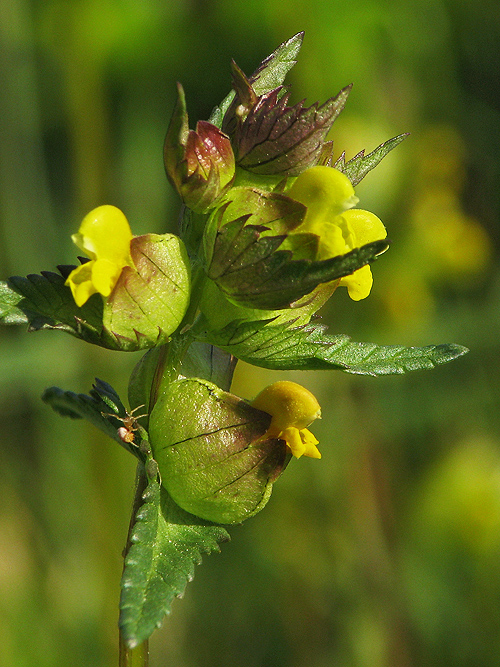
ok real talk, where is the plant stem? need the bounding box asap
[119,464,150,667]
[119,634,149,667]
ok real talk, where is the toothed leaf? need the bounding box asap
[236,86,352,175]
[209,32,305,127]
[119,476,229,647]
[198,318,469,375]
[335,134,409,186]
[41,379,141,458]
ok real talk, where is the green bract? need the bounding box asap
[101,233,191,350]
[149,378,290,524]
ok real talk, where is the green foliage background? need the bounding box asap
[1,1,499,665]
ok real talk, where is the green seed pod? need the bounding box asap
[149,377,290,524]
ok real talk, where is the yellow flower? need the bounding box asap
[252,380,322,459]
[288,165,387,300]
[66,205,133,307]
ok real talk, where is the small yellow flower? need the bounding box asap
[252,380,322,459]
[66,205,133,307]
[288,165,387,300]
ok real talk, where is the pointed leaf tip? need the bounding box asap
[335,133,409,185]
[119,479,230,646]
[198,318,469,376]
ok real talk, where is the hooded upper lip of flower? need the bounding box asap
[251,380,322,459]
[65,205,134,307]
[287,165,387,301]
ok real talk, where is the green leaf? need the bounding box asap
[119,475,229,648]
[0,233,191,351]
[209,32,304,127]
[198,318,469,375]
[334,134,409,186]
[208,211,388,309]
[41,379,142,459]
[251,31,305,95]
[0,270,106,341]
[0,280,30,324]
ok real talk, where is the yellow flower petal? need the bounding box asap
[66,261,97,307]
[342,208,387,246]
[90,258,124,297]
[288,166,387,301]
[65,205,134,307]
[251,381,321,459]
[288,165,358,222]
[75,205,133,263]
[340,264,374,301]
[281,426,308,457]
[300,428,322,459]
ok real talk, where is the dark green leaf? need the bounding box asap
[208,212,388,309]
[334,134,409,186]
[0,270,107,342]
[119,476,229,648]
[236,85,351,176]
[209,32,304,127]
[41,379,142,458]
[198,318,469,375]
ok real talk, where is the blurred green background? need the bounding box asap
[1,0,499,665]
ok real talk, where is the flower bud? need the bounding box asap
[164,84,235,212]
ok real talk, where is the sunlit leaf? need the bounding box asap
[209,32,305,127]
[119,475,230,648]
[335,134,409,186]
[198,318,469,375]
